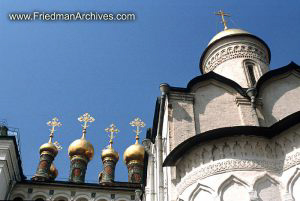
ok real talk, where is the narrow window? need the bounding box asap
[246,62,257,86]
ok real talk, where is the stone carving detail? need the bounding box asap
[203,43,268,73]
[175,131,300,195]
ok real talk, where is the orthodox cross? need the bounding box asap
[47,117,62,143]
[105,123,119,148]
[130,117,145,143]
[215,10,231,30]
[78,113,95,138]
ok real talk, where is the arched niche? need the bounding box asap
[188,183,215,201]
[218,175,250,201]
[253,174,281,201]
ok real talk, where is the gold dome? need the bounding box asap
[123,143,145,164]
[102,146,119,162]
[39,142,58,157]
[49,163,58,179]
[68,138,94,161]
[208,29,251,46]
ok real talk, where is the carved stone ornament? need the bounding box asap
[203,42,269,73]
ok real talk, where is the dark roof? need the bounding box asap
[0,136,26,180]
[256,61,300,95]
[168,71,248,97]
[163,111,300,167]
[18,179,142,191]
[199,33,272,74]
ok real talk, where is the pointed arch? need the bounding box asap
[188,183,215,201]
[218,175,250,201]
[253,174,281,201]
[287,168,300,200]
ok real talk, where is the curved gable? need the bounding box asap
[256,62,300,126]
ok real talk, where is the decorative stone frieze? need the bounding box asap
[203,42,269,73]
[174,130,300,195]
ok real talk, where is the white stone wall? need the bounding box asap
[167,92,196,151]
[0,138,22,200]
[10,184,137,201]
[169,124,300,201]
[258,70,300,126]
[192,81,243,133]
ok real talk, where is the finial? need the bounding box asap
[215,10,231,30]
[78,113,95,138]
[105,123,119,148]
[130,117,145,144]
[47,117,62,143]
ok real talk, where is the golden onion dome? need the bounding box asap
[123,143,145,164]
[208,28,251,46]
[101,146,119,162]
[49,163,58,179]
[39,142,58,157]
[68,138,94,161]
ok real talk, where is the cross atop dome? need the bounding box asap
[215,10,231,30]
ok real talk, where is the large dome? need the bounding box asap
[208,28,251,45]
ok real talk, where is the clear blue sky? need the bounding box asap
[0,0,299,182]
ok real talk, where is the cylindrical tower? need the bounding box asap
[99,124,119,183]
[124,118,145,183]
[32,117,62,181]
[68,113,95,183]
[200,28,271,88]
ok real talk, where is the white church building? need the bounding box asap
[1,13,300,201]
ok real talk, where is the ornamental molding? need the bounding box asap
[174,130,300,195]
[203,42,269,73]
[176,158,282,196]
[169,92,194,102]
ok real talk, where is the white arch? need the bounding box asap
[218,175,250,195]
[115,198,131,201]
[287,168,300,200]
[73,194,90,201]
[30,191,48,200]
[188,183,215,201]
[253,173,280,187]
[218,175,250,201]
[10,189,27,200]
[52,192,71,201]
[94,195,110,201]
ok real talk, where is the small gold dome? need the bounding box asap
[102,146,119,162]
[123,143,145,164]
[49,163,58,179]
[39,142,58,157]
[68,138,94,161]
[208,28,251,46]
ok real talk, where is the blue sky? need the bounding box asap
[0,0,299,182]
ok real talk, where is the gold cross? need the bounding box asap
[78,113,95,138]
[105,123,119,147]
[215,10,231,30]
[130,117,145,143]
[78,113,95,130]
[47,117,62,143]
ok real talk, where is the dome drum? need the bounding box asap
[199,29,271,88]
[32,153,55,181]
